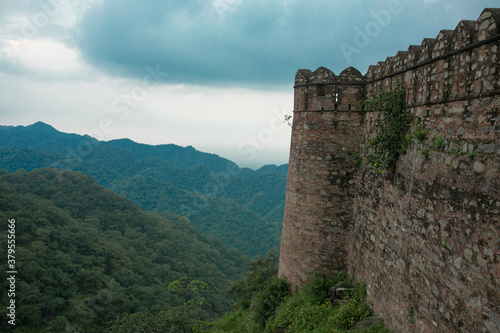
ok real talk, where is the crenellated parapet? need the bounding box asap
[294,66,363,86]
[297,8,500,108]
[364,8,500,84]
[293,66,364,112]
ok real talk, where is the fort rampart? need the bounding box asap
[279,8,500,333]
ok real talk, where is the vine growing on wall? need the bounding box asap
[362,78,411,174]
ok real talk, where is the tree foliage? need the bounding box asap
[109,277,209,333]
[227,250,282,309]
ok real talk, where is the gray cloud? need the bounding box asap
[1,0,497,87]
[73,0,497,87]
[72,0,394,86]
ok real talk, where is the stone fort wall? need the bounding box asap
[279,8,500,333]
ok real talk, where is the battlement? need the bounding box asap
[280,8,500,333]
[294,67,364,86]
[293,66,364,112]
[295,8,500,104]
[365,8,499,87]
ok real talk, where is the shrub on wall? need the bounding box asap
[362,79,411,174]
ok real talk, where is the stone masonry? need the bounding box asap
[279,8,500,333]
[279,67,364,285]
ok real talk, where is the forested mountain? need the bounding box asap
[0,122,287,257]
[0,122,236,172]
[0,168,247,332]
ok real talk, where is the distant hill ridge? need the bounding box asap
[1,122,236,172]
[0,122,288,257]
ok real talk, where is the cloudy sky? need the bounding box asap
[0,0,497,168]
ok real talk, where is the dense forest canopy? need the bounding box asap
[0,168,248,332]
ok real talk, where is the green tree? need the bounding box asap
[227,250,281,309]
[108,277,208,333]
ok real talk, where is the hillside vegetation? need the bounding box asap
[201,252,392,333]
[0,168,247,332]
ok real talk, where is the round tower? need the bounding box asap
[278,66,365,288]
